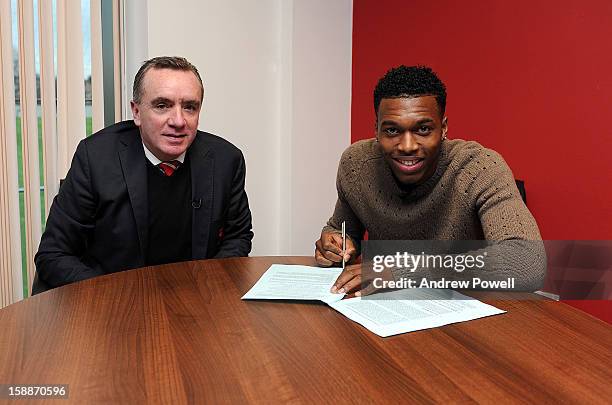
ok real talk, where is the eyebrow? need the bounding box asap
[149,97,200,107]
[149,97,172,105]
[182,100,201,107]
[413,118,434,125]
[380,120,399,126]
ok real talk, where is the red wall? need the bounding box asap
[352,0,611,322]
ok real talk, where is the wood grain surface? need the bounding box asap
[0,257,610,404]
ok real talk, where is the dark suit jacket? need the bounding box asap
[33,120,253,294]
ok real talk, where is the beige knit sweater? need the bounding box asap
[324,138,546,290]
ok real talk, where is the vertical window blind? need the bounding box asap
[0,0,123,307]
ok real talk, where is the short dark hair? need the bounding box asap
[373,65,446,117]
[132,56,204,103]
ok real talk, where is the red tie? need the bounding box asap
[158,160,181,177]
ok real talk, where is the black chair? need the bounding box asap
[515,179,526,205]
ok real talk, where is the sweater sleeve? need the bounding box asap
[391,148,546,291]
[323,149,365,255]
[470,149,546,290]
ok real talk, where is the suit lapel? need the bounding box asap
[189,134,214,259]
[119,133,148,263]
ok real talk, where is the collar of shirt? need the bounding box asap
[142,142,186,166]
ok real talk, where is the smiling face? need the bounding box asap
[130,68,203,161]
[376,96,448,186]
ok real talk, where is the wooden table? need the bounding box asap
[0,257,610,404]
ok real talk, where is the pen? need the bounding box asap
[342,221,346,270]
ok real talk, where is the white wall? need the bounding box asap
[125,0,352,256]
[289,0,353,254]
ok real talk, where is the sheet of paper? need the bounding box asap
[328,289,505,337]
[242,264,345,304]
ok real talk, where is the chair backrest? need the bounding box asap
[515,179,526,205]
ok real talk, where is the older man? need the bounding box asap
[34,56,253,293]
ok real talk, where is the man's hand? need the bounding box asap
[330,263,362,295]
[314,230,357,267]
[330,262,395,297]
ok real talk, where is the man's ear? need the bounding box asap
[130,100,141,126]
[374,120,379,141]
[441,116,448,138]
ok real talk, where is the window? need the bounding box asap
[0,0,123,305]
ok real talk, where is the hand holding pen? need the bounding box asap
[314,223,357,268]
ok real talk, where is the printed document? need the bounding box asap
[243,265,505,336]
[241,264,344,304]
[328,289,505,337]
